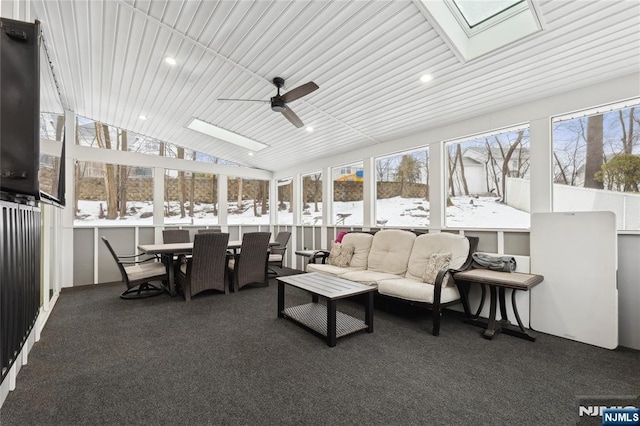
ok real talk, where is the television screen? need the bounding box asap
[0,18,40,200]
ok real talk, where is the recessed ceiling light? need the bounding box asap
[139,115,147,120]
[248,152,254,156]
[420,74,433,83]
[165,57,177,66]
[306,126,314,132]
[186,118,269,152]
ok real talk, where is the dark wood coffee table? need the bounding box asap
[277,272,375,347]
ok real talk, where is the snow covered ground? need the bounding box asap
[75,196,530,229]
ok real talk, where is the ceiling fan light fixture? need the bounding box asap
[187,118,268,152]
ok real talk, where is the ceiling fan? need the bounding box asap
[217,77,318,128]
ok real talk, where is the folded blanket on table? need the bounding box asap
[472,252,516,272]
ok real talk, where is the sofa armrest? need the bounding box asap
[310,250,330,264]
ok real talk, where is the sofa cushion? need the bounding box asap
[422,252,451,285]
[306,263,361,276]
[340,270,399,286]
[367,230,416,275]
[405,233,470,282]
[327,243,355,267]
[341,233,374,269]
[377,277,461,304]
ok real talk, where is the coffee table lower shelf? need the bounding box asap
[283,303,368,339]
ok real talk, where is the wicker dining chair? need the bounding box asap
[176,232,230,300]
[101,236,166,299]
[268,231,291,277]
[228,232,271,292]
[162,229,190,243]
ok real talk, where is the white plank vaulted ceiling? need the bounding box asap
[30,0,640,172]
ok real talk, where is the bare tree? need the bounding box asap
[288,182,293,213]
[95,123,118,219]
[177,147,186,217]
[455,144,469,196]
[447,146,458,197]
[618,107,636,154]
[237,177,243,209]
[495,131,524,200]
[118,130,128,218]
[376,158,392,181]
[585,114,604,189]
[261,180,269,215]
[189,164,196,220]
[313,174,321,212]
[484,139,501,196]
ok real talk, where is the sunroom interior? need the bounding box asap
[1,0,639,421]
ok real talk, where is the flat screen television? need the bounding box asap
[1,18,66,207]
[0,18,40,202]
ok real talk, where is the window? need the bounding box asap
[164,170,218,225]
[39,113,65,201]
[227,177,270,225]
[302,172,323,225]
[74,161,153,225]
[375,149,429,227]
[276,178,293,225]
[445,126,530,229]
[75,116,238,165]
[332,162,363,226]
[553,100,640,230]
[40,112,64,141]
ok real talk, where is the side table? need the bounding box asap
[453,269,544,341]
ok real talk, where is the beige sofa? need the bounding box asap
[307,230,477,335]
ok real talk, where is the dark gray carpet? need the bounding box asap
[1,268,638,425]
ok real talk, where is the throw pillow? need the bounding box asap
[422,253,452,285]
[335,231,348,243]
[327,243,355,267]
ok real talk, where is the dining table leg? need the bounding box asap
[162,253,177,296]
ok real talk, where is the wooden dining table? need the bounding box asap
[137,240,279,296]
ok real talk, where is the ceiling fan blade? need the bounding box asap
[217,98,269,103]
[281,106,304,128]
[281,82,319,103]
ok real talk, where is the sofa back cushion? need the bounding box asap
[367,230,416,275]
[406,233,470,281]
[341,232,374,269]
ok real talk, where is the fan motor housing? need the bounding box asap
[271,96,286,112]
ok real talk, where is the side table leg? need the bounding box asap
[483,286,498,339]
[499,287,509,323]
[472,284,486,320]
[509,289,537,341]
[327,300,337,347]
[277,281,285,318]
[365,292,374,333]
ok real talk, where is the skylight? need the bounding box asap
[187,118,269,152]
[453,0,524,27]
[417,0,542,62]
